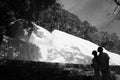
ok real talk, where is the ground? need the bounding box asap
[0,60,119,80]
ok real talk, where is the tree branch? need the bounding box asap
[114,0,120,6]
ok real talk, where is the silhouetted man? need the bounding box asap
[91,50,101,80]
[97,47,112,80]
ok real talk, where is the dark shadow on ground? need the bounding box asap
[0,60,119,80]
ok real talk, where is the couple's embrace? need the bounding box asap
[91,47,112,80]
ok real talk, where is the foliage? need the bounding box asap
[0,0,56,42]
[0,0,55,60]
[35,3,98,40]
[92,31,120,54]
[0,0,56,25]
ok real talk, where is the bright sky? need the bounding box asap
[59,0,120,37]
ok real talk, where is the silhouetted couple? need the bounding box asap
[91,47,112,80]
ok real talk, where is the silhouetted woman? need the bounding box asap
[91,50,101,80]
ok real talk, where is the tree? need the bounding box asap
[35,3,98,42]
[35,3,82,33]
[113,0,120,5]
[0,0,56,45]
[109,0,120,21]
[0,0,56,60]
[91,30,120,54]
